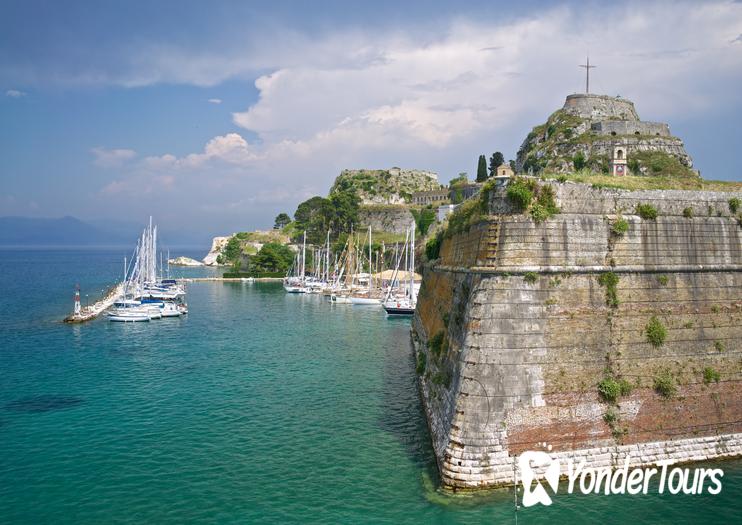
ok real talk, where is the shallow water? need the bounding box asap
[0,248,739,523]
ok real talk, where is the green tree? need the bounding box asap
[294,196,329,242]
[222,236,242,263]
[273,213,291,229]
[476,154,488,182]
[488,152,505,176]
[251,243,295,273]
[449,172,468,187]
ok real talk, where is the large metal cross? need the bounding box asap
[579,56,596,94]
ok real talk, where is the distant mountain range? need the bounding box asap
[0,216,206,247]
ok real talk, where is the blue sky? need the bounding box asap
[1,0,741,242]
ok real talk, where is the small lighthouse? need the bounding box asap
[74,285,81,316]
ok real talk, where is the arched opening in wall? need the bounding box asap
[656,133,660,136]
[617,150,624,160]
[635,131,641,135]
[611,131,617,136]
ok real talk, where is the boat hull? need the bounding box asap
[349,296,381,305]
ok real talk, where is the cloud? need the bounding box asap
[90,1,742,231]
[91,147,136,168]
[5,89,26,97]
[208,98,222,104]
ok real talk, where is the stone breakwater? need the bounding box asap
[413,180,742,489]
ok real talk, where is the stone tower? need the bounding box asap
[610,145,628,176]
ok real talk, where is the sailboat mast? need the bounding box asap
[368,228,372,293]
[410,223,415,304]
[301,231,306,283]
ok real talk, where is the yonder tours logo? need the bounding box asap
[518,446,724,507]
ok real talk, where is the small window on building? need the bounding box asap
[617,150,624,160]
[611,131,617,136]
[635,131,640,135]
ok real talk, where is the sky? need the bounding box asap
[1,0,741,242]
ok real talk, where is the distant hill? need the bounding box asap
[0,216,131,246]
[330,167,441,205]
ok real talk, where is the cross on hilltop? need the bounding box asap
[579,56,596,94]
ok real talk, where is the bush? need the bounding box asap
[636,203,658,220]
[597,271,620,307]
[702,366,720,384]
[598,376,632,403]
[657,275,669,286]
[603,407,618,424]
[523,271,538,284]
[598,377,622,403]
[654,369,677,397]
[611,217,629,235]
[573,151,587,171]
[729,198,740,214]
[646,316,667,347]
[683,207,694,218]
[506,178,535,210]
[556,175,568,183]
[531,185,560,223]
[714,340,725,352]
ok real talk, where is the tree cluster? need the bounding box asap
[293,190,361,244]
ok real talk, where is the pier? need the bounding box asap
[63,282,124,323]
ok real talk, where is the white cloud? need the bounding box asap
[208,98,222,104]
[92,1,742,230]
[91,147,136,168]
[5,89,26,97]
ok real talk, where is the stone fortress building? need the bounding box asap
[413,88,742,491]
[516,93,694,174]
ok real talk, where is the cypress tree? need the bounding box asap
[476,154,488,182]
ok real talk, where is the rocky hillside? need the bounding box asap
[516,94,694,176]
[330,167,441,205]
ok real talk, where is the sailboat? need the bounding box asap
[383,224,418,316]
[108,217,186,321]
[349,228,381,305]
[284,231,307,293]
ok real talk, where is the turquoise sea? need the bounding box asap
[0,248,739,524]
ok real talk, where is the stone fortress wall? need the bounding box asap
[412,180,742,489]
[591,120,671,138]
[562,94,640,120]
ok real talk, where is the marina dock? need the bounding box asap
[63,282,124,323]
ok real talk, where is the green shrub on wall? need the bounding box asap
[636,203,658,220]
[646,316,667,347]
[654,369,677,397]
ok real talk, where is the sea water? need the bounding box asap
[0,248,739,523]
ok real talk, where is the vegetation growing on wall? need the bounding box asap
[646,316,668,347]
[611,217,629,235]
[703,366,720,384]
[636,203,658,220]
[425,230,443,261]
[654,369,677,397]
[597,271,620,308]
[505,177,560,223]
[598,374,632,403]
[411,206,437,236]
[416,352,427,375]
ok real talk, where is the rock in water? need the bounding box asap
[168,256,204,266]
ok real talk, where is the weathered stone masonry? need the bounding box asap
[413,181,742,489]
